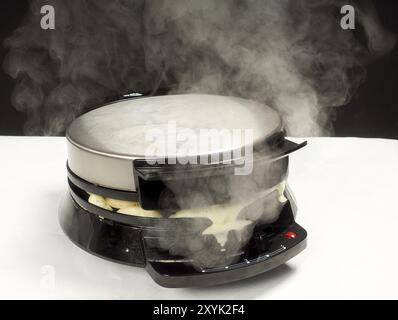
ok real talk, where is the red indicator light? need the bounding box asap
[284,231,297,239]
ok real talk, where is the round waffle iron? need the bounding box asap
[59,94,307,287]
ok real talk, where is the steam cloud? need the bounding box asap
[4,0,395,136]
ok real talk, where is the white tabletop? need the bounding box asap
[0,136,397,299]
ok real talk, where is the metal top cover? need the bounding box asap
[66,94,283,191]
[67,94,282,158]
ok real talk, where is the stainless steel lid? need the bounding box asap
[67,94,283,191]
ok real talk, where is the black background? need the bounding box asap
[0,0,27,135]
[0,0,397,138]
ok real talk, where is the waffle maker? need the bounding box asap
[59,94,307,288]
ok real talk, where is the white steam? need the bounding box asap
[3,0,395,135]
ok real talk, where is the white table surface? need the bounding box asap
[0,136,397,299]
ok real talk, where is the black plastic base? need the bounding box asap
[59,192,307,288]
[147,225,306,288]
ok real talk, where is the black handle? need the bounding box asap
[133,139,307,182]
